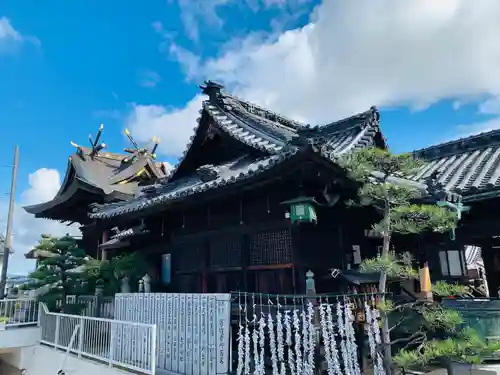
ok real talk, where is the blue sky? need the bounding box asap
[1,0,500,274]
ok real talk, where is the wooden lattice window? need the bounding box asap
[250,229,292,265]
[173,240,205,272]
[250,269,293,294]
[175,274,201,293]
[207,272,243,293]
[209,235,242,268]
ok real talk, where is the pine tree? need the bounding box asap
[340,148,459,374]
[391,281,500,370]
[28,234,89,312]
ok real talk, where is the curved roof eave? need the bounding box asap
[23,177,104,216]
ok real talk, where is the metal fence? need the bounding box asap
[443,298,500,341]
[64,295,115,318]
[39,303,156,375]
[0,298,38,327]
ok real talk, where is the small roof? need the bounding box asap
[24,248,56,259]
[412,129,500,201]
[23,128,167,221]
[99,224,149,250]
[335,270,402,285]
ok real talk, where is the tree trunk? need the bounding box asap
[378,203,393,375]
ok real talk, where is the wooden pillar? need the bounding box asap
[101,230,109,261]
[481,238,497,296]
[202,238,209,293]
[241,234,250,292]
[291,224,306,294]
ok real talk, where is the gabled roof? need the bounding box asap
[166,81,387,181]
[90,149,301,219]
[90,84,458,221]
[24,128,167,221]
[90,142,458,220]
[411,129,500,201]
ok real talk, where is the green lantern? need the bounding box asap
[281,196,318,224]
[437,200,470,241]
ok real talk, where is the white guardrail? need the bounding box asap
[39,303,157,375]
[0,298,38,327]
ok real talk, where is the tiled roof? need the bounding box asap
[165,81,385,182]
[24,133,167,218]
[91,81,441,220]
[90,150,300,219]
[110,225,149,240]
[412,129,500,199]
[90,146,458,220]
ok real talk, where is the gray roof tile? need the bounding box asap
[24,138,168,218]
[90,150,299,219]
[412,129,500,198]
[166,86,384,183]
[89,82,387,220]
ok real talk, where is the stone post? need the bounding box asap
[143,273,151,293]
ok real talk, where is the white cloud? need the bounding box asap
[479,96,500,115]
[0,168,80,275]
[169,0,313,42]
[0,16,40,52]
[0,17,22,41]
[454,117,500,139]
[163,162,174,172]
[131,0,500,157]
[125,95,203,158]
[137,70,161,88]
[175,0,230,42]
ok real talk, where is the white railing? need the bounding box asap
[39,304,156,375]
[62,295,115,318]
[0,298,38,327]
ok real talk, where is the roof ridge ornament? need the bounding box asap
[70,124,106,160]
[196,164,219,182]
[122,128,161,164]
[370,106,380,123]
[200,80,224,103]
[424,170,443,191]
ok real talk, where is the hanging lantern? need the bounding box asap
[281,196,318,224]
[436,200,470,241]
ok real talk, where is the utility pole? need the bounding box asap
[0,145,19,299]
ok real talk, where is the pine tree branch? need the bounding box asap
[389,316,410,332]
[390,330,426,346]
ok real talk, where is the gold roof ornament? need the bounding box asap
[151,136,160,159]
[89,124,106,157]
[70,124,106,160]
[122,128,160,164]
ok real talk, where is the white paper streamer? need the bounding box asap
[337,302,351,375]
[276,308,286,375]
[293,309,303,375]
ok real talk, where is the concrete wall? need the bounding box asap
[0,361,22,375]
[0,327,40,349]
[449,362,500,375]
[19,345,144,375]
[0,345,35,371]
